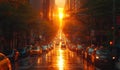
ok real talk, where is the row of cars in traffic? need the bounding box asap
[68,44,118,66]
[0,44,54,70]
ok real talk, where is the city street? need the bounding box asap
[12,43,117,70]
[0,0,120,70]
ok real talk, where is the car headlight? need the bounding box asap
[112,56,116,60]
[96,56,99,59]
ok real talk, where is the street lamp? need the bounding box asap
[112,0,116,46]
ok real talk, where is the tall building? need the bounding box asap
[43,0,50,20]
[29,0,43,11]
[65,0,76,13]
[74,0,81,12]
[0,0,30,8]
[65,0,70,12]
[0,0,7,3]
[30,0,43,18]
[30,0,55,20]
[65,0,87,13]
[49,0,55,20]
[69,0,81,13]
[0,0,30,4]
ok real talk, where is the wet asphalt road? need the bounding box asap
[12,45,118,70]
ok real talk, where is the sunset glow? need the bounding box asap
[58,8,64,20]
[55,0,65,8]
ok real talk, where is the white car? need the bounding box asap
[0,53,12,70]
[42,45,48,52]
[30,46,42,55]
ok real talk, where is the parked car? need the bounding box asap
[61,43,66,49]
[47,44,52,51]
[91,47,116,65]
[49,44,54,50]
[42,45,48,52]
[76,44,83,55]
[17,47,29,58]
[0,53,12,70]
[30,46,42,55]
[25,45,32,54]
[84,46,95,60]
[116,56,120,69]
[3,49,19,62]
[68,44,76,52]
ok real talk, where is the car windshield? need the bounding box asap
[0,54,5,61]
[3,50,13,55]
[96,49,110,55]
[77,45,82,49]
[32,47,39,50]
[88,48,94,53]
[17,48,25,52]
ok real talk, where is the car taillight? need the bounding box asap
[110,41,113,45]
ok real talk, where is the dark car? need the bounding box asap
[76,44,83,55]
[116,56,120,69]
[68,44,76,51]
[3,49,19,62]
[91,47,116,65]
[30,46,42,55]
[17,47,29,58]
[25,45,32,54]
[61,43,66,49]
[42,45,48,52]
[0,53,12,70]
[84,46,95,60]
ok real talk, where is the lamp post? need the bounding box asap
[113,0,116,46]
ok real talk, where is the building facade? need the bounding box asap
[49,0,55,20]
[0,0,29,4]
[65,0,88,13]
[65,0,77,13]
[30,0,55,20]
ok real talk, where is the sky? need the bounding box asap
[55,0,65,8]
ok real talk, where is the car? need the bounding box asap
[3,49,19,62]
[61,43,66,49]
[42,45,48,52]
[30,46,42,55]
[84,46,95,61]
[116,56,120,69]
[91,47,116,65]
[25,45,32,52]
[0,53,12,70]
[17,47,29,58]
[47,44,52,51]
[68,44,76,52]
[76,44,83,55]
[49,44,54,50]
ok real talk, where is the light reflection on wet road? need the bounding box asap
[13,44,109,70]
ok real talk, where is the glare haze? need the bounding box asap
[55,0,65,8]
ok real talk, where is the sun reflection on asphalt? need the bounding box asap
[37,57,42,64]
[57,42,64,70]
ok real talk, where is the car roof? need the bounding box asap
[0,53,6,60]
[0,53,6,56]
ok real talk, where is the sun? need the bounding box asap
[58,8,64,20]
[59,12,63,19]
